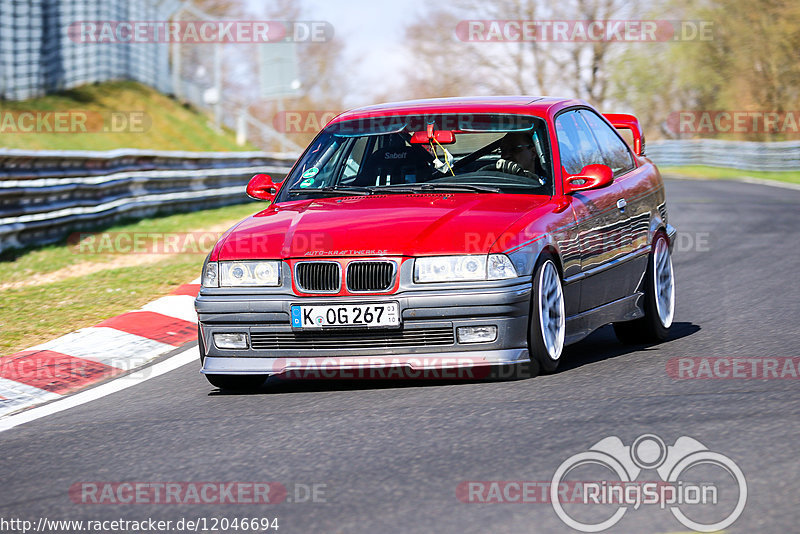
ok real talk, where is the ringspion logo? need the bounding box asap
[550,434,746,532]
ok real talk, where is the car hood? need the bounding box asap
[214,194,551,260]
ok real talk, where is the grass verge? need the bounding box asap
[0,81,257,151]
[0,202,264,356]
[661,165,800,185]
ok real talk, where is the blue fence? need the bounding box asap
[0,0,178,101]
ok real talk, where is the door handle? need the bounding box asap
[616,198,627,211]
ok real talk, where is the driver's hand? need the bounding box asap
[496,159,545,185]
[495,158,527,176]
[495,159,525,176]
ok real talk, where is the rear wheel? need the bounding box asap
[528,256,566,374]
[613,232,675,343]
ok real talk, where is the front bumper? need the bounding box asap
[196,279,532,376]
[666,223,678,252]
[201,349,529,376]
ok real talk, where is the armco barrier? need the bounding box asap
[646,139,800,172]
[0,148,297,253]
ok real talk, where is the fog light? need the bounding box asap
[457,326,497,344]
[213,333,249,349]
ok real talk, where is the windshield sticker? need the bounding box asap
[302,167,320,179]
[299,177,316,188]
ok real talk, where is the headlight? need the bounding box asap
[487,254,517,280]
[202,261,219,287]
[218,261,282,286]
[414,254,517,283]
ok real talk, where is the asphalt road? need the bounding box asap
[1,178,798,534]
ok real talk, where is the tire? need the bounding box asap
[528,255,566,374]
[199,326,267,390]
[613,231,675,344]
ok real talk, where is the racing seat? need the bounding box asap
[353,144,432,186]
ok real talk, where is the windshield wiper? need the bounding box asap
[288,186,372,196]
[392,183,502,194]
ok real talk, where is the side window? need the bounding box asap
[555,111,604,175]
[579,110,635,176]
[341,136,370,182]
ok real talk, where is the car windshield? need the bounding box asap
[276,113,553,202]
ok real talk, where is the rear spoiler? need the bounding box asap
[603,113,645,156]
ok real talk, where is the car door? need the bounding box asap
[579,109,650,253]
[555,109,634,312]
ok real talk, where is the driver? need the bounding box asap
[495,132,544,183]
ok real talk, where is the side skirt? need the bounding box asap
[564,293,644,346]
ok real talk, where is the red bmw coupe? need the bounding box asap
[196,96,676,389]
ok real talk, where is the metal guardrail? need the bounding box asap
[647,139,800,172]
[0,149,297,253]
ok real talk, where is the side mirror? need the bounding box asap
[563,164,614,194]
[246,174,278,201]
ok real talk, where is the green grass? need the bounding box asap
[0,202,262,284]
[0,202,265,356]
[661,165,800,185]
[1,260,201,356]
[0,81,257,151]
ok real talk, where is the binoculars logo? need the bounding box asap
[551,434,747,532]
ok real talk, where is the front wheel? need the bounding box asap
[528,256,566,374]
[614,232,675,343]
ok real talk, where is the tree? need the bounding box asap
[399,0,640,108]
[612,0,800,139]
[178,0,350,150]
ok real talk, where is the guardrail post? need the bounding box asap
[236,110,248,146]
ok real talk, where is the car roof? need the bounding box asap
[329,96,587,124]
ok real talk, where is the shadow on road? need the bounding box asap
[207,322,700,396]
[557,321,701,373]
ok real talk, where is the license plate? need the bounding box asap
[291,303,400,329]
